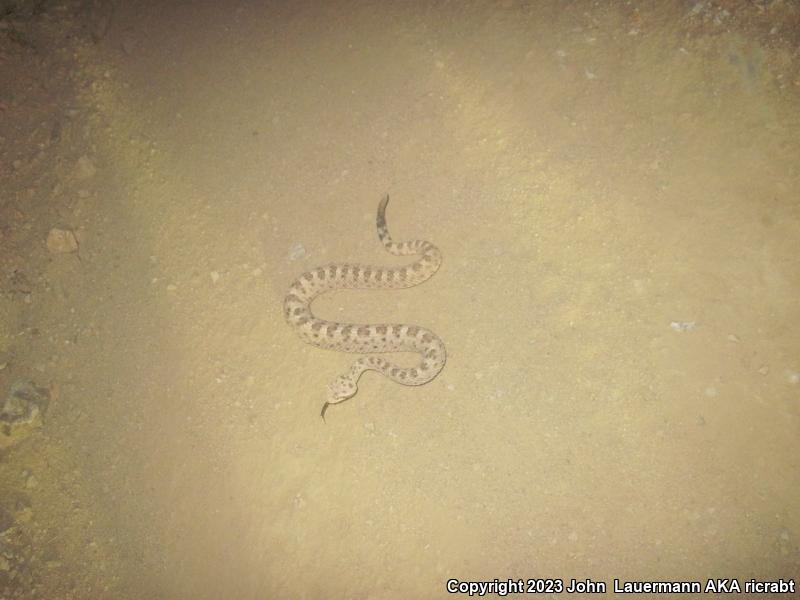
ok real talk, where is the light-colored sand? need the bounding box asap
[1,1,798,597]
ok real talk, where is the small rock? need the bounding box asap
[0,380,50,450]
[74,155,96,180]
[757,365,770,376]
[689,1,706,17]
[288,243,306,261]
[209,271,220,283]
[46,227,79,254]
[727,334,740,343]
[670,321,696,332]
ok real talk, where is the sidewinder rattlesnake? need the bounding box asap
[283,195,446,419]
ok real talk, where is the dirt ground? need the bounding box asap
[1,0,799,598]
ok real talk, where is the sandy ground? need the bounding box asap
[1,0,799,598]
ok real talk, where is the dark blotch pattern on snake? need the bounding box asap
[284,195,446,418]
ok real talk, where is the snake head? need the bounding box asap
[326,375,358,403]
[320,376,358,421]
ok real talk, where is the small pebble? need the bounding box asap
[670,321,696,332]
[46,228,78,253]
[288,243,306,261]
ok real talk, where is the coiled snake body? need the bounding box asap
[283,195,446,418]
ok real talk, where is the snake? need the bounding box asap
[283,195,446,419]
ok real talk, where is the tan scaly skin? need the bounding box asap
[283,195,446,419]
